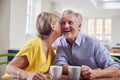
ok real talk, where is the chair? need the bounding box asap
[111,56,120,63]
[0,53,16,65]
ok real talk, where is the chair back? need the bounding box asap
[0,53,16,65]
[111,56,120,63]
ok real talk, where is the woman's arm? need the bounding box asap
[6,56,47,80]
[6,55,29,79]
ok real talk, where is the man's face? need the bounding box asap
[61,13,81,41]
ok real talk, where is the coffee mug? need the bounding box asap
[68,66,81,80]
[49,66,62,80]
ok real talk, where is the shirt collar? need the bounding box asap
[64,32,82,46]
[74,32,82,46]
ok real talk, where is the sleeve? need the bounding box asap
[54,40,69,66]
[15,41,35,65]
[94,42,120,68]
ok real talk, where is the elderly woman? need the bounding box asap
[4,12,61,80]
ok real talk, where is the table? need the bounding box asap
[0,74,120,80]
[111,53,120,56]
[109,48,120,53]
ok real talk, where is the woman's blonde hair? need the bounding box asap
[36,12,60,38]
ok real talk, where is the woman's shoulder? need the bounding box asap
[21,36,41,48]
[27,36,40,43]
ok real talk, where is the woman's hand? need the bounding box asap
[26,72,47,80]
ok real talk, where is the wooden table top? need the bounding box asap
[0,74,120,80]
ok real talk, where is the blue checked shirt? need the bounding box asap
[55,32,120,69]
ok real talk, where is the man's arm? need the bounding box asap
[81,65,119,79]
[96,66,119,78]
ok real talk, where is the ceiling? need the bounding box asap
[50,0,120,17]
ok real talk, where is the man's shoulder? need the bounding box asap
[80,33,95,41]
[54,36,67,46]
[57,36,65,41]
[81,33,100,45]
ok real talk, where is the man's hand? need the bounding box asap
[81,65,97,79]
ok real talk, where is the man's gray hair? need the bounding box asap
[62,10,82,24]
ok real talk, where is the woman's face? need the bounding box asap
[54,20,61,37]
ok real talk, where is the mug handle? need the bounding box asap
[49,68,55,80]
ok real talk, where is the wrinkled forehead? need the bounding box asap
[61,13,77,22]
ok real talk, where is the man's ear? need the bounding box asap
[51,23,55,30]
[78,24,81,31]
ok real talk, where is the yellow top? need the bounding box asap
[3,36,55,77]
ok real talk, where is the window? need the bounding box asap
[26,0,37,36]
[87,18,112,42]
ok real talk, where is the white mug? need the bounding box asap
[49,66,62,80]
[69,66,81,80]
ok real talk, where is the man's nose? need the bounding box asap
[65,23,69,28]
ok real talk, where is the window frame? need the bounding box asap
[87,18,112,42]
[25,0,37,36]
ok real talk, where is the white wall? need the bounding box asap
[9,0,27,49]
[41,0,51,12]
[0,0,10,76]
[112,16,120,45]
[51,2,62,15]
[0,0,10,52]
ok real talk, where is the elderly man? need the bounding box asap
[55,10,120,79]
